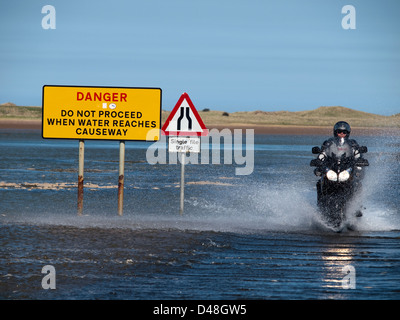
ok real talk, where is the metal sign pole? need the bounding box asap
[179,152,185,215]
[77,139,85,215]
[118,140,125,216]
[162,93,208,216]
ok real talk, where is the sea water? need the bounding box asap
[1,129,399,299]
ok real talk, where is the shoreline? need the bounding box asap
[1,119,399,136]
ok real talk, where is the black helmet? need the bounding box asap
[333,121,351,137]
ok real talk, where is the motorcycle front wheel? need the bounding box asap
[317,188,347,231]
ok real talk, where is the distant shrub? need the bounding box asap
[202,108,210,112]
[222,112,229,116]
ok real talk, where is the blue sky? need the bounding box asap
[1,0,399,115]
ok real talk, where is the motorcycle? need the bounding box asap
[310,145,369,232]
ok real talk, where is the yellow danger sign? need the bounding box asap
[42,85,162,141]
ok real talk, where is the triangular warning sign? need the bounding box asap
[162,92,209,136]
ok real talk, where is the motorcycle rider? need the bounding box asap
[316,121,362,166]
[314,121,364,217]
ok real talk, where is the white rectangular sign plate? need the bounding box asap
[168,137,200,153]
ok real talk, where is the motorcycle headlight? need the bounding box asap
[326,170,338,181]
[338,170,350,182]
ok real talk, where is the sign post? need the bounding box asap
[77,139,85,215]
[118,140,125,216]
[42,85,162,216]
[162,92,208,214]
[168,136,201,214]
[179,152,185,215]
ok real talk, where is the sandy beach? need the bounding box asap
[0,119,42,130]
[1,118,399,136]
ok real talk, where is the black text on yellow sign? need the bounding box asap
[42,86,162,141]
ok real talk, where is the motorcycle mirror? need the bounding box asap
[359,146,368,153]
[312,146,321,154]
[356,158,369,167]
[310,159,322,167]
